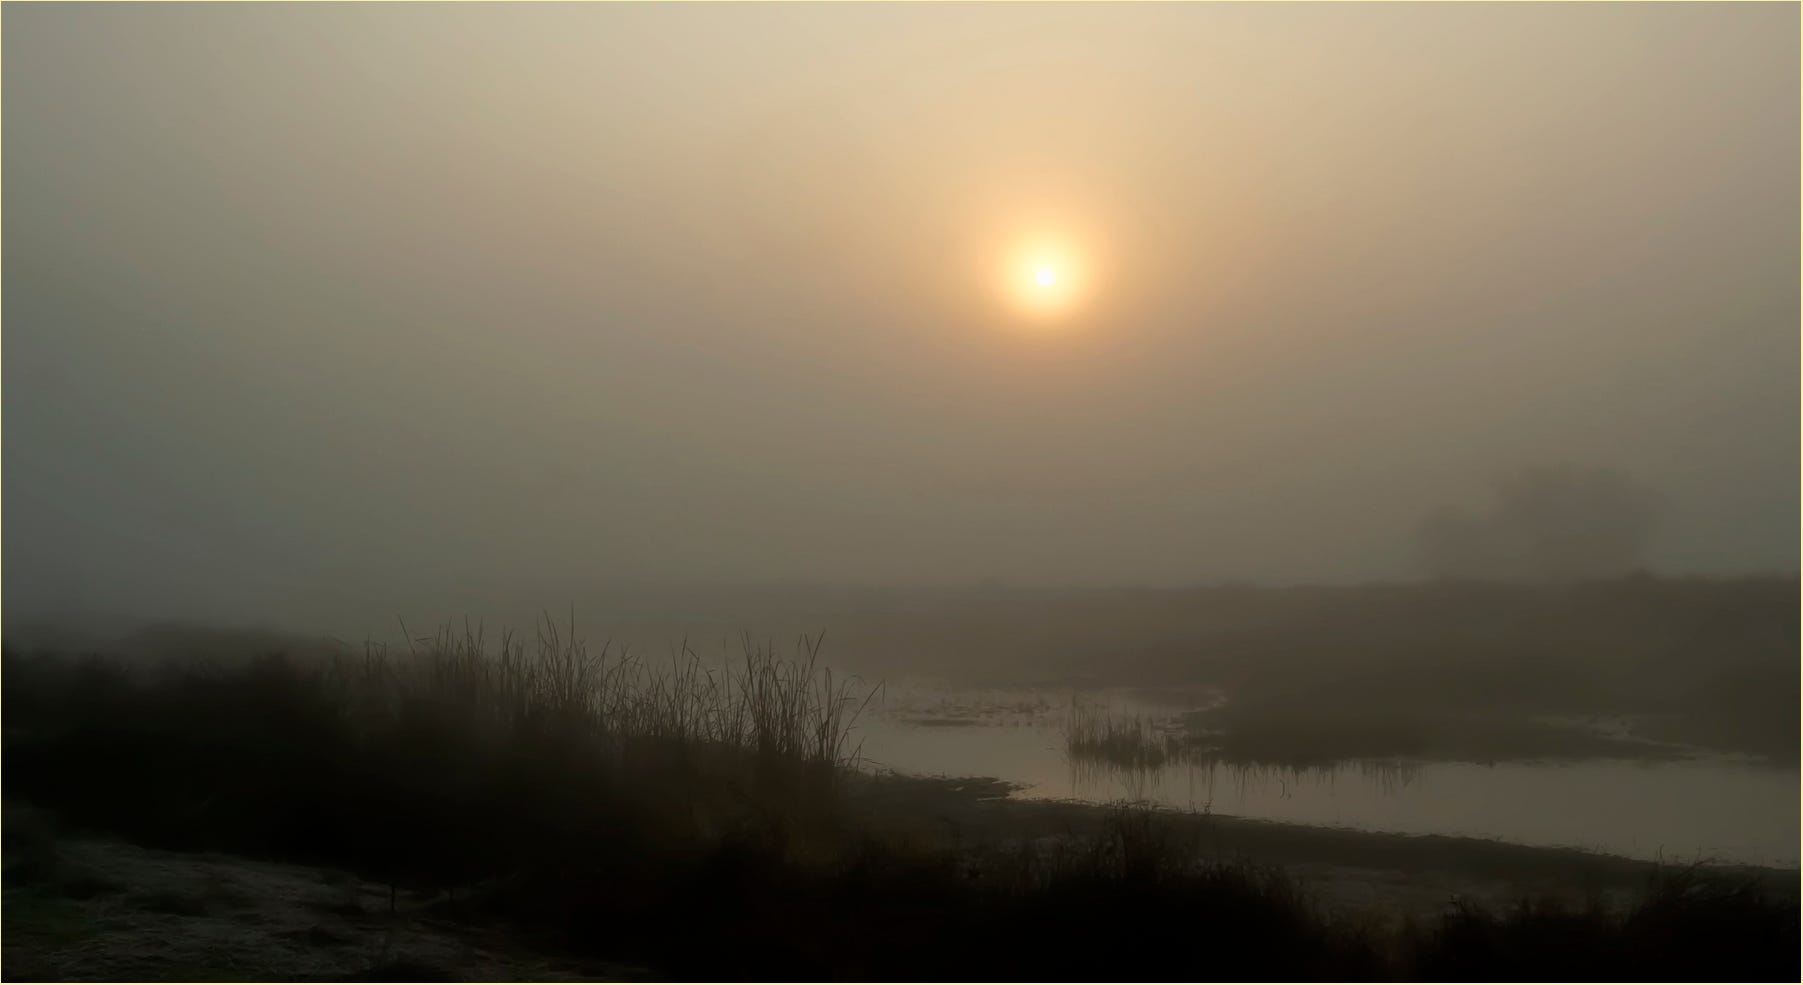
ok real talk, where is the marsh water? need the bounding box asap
[849,683,1800,869]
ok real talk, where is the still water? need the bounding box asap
[848,684,1800,868]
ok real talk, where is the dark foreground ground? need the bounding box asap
[3,824,643,982]
[7,777,1798,982]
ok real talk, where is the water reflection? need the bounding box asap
[1067,745,1420,806]
[851,683,1800,867]
[1062,696,1422,804]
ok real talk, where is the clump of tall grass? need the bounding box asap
[3,613,878,894]
[1063,697,1421,795]
[1062,697,1186,772]
[324,613,874,775]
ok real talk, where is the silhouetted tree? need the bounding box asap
[1419,466,1659,582]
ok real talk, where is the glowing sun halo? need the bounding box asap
[998,238,1089,322]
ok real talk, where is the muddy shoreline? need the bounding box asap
[844,771,1800,920]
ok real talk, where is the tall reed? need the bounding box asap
[316,613,878,780]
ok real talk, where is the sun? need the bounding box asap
[998,238,1088,321]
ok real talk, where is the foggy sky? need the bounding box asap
[5,3,1797,632]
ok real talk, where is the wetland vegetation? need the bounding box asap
[5,599,1797,980]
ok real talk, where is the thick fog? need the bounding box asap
[5,3,1797,634]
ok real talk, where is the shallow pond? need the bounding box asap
[848,683,1800,868]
